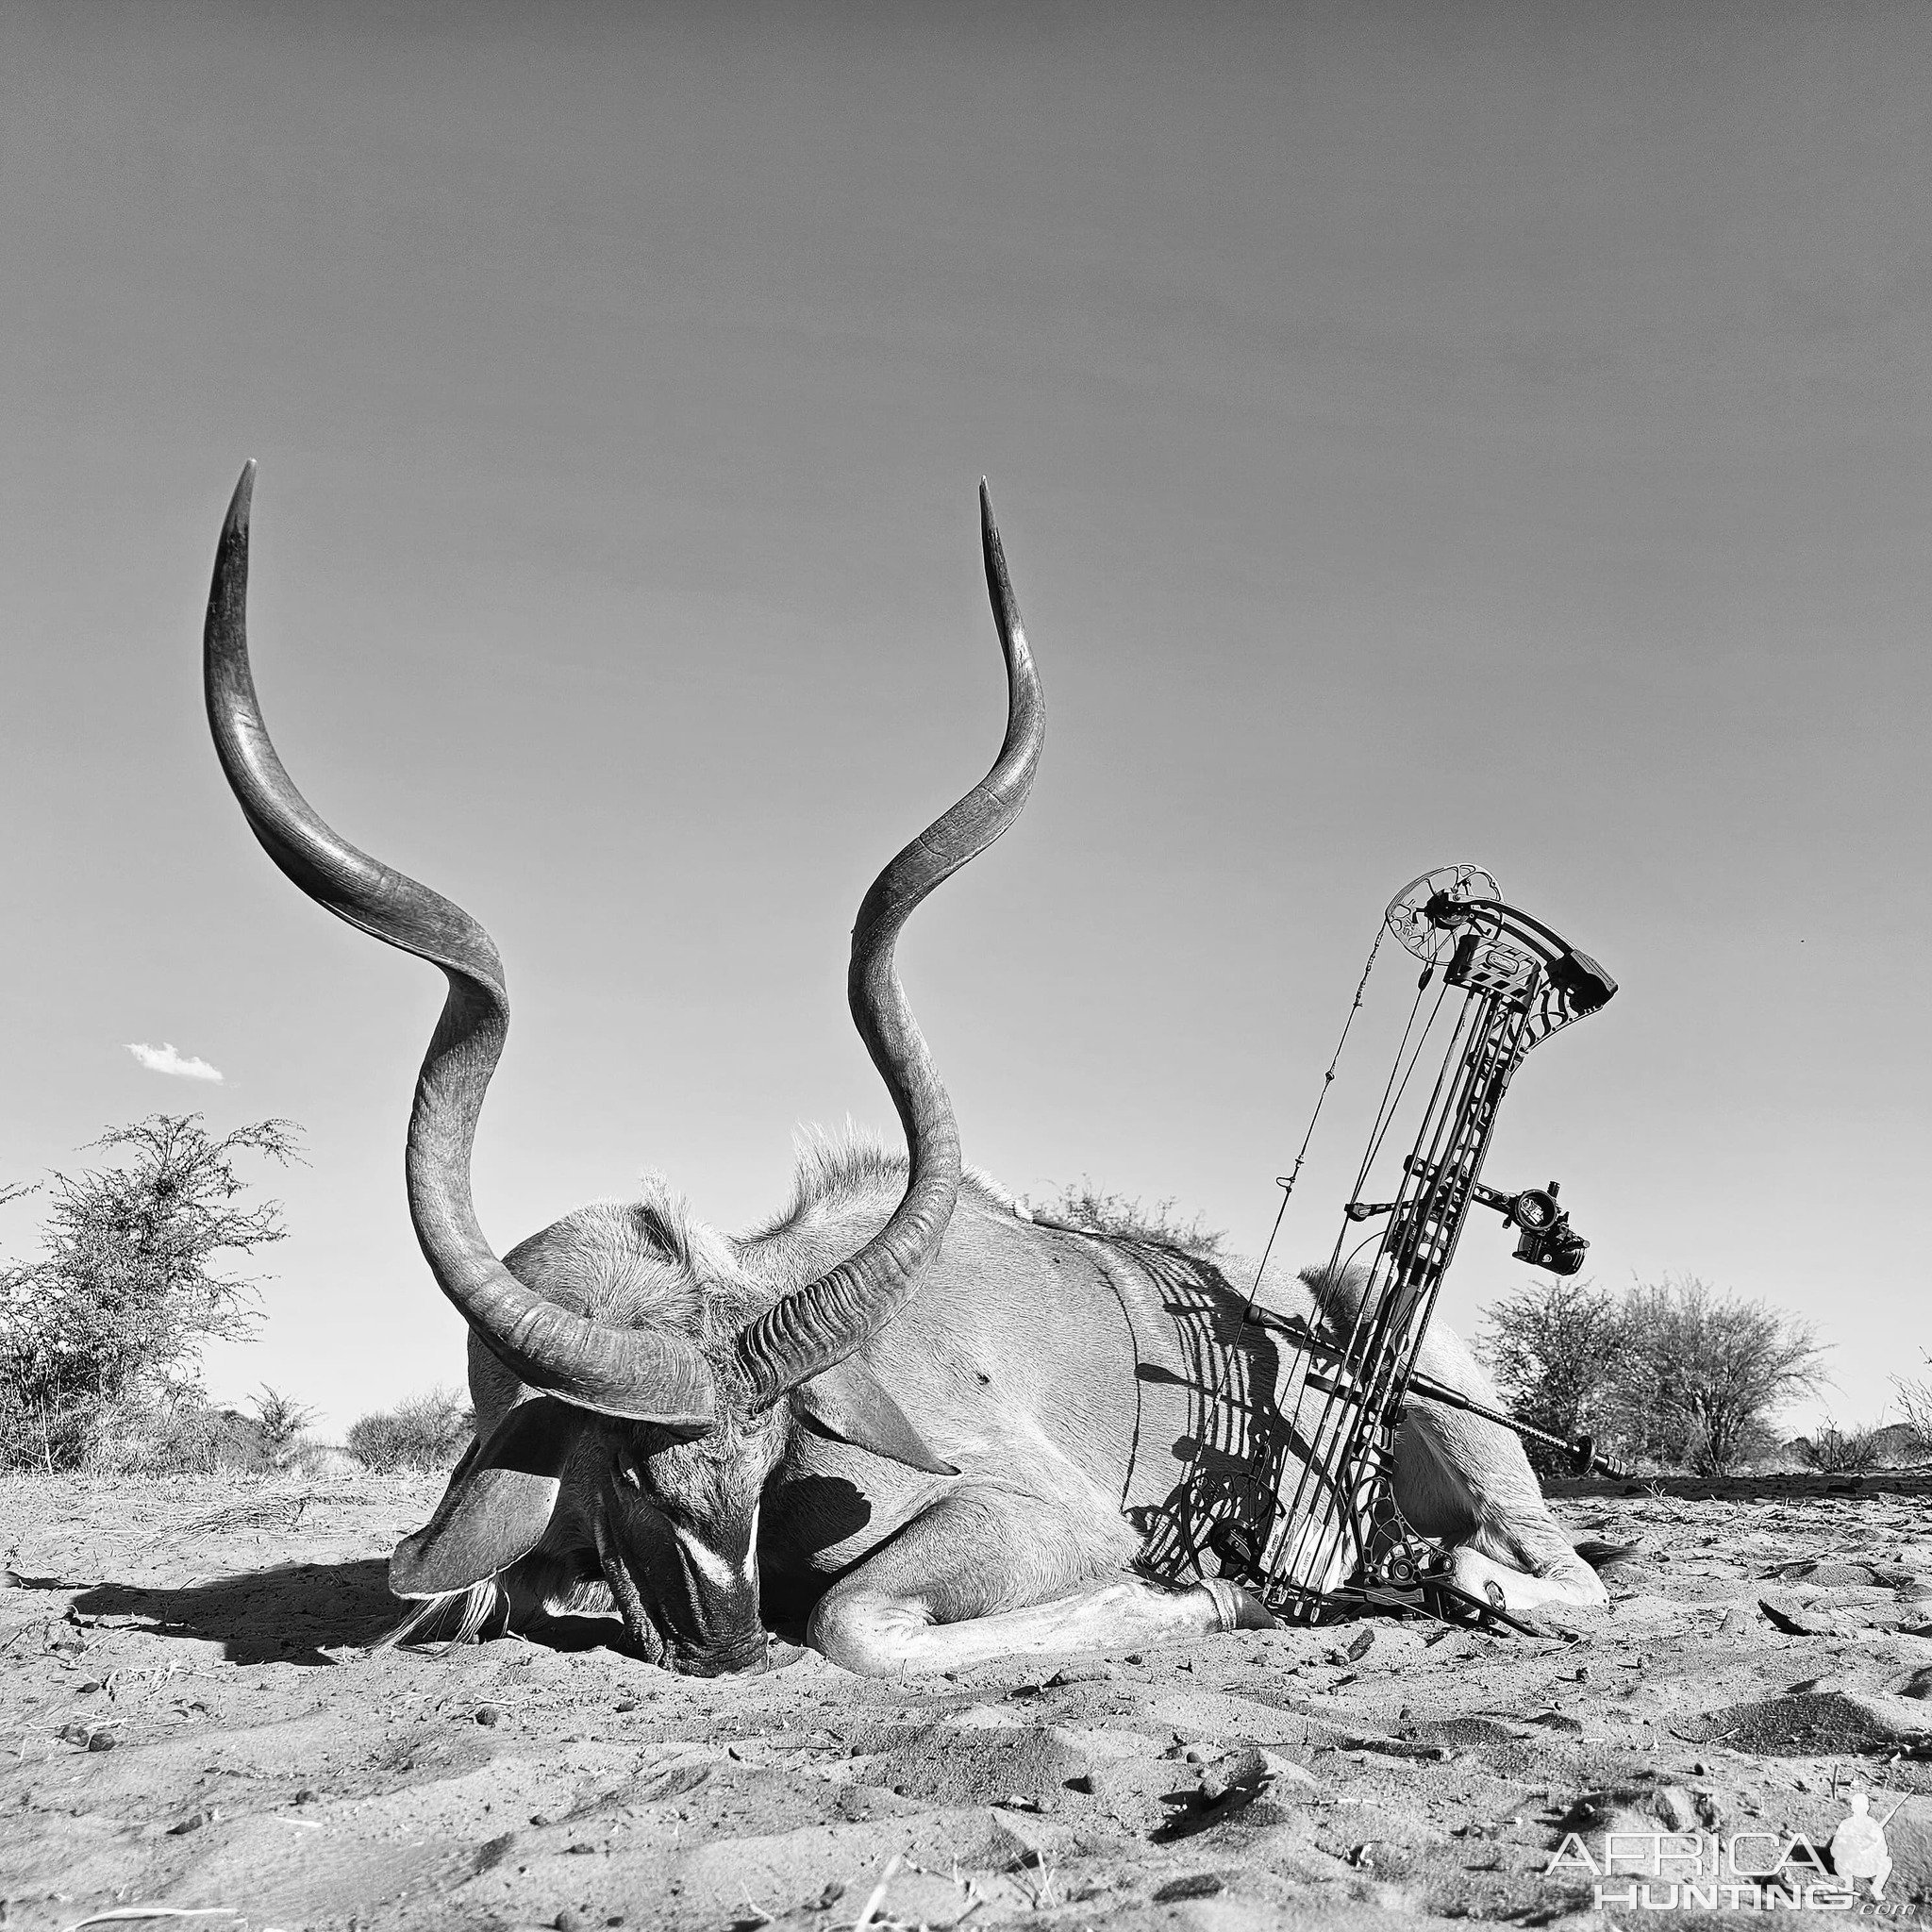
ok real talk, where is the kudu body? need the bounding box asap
[204,470,1605,1677]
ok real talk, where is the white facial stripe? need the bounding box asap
[674,1524,741,1592]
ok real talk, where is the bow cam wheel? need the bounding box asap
[1385,864,1502,965]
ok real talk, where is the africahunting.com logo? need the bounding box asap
[1546,1792,1907,1914]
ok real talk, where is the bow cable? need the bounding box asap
[1242,923,1385,1323]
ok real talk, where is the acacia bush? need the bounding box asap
[1482,1273,1827,1477]
[250,1385,318,1463]
[0,1116,302,1471]
[1618,1276,1826,1474]
[346,1388,474,1473]
[1476,1276,1626,1478]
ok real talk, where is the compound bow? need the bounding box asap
[1228,863,1620,1632]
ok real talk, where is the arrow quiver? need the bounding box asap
[1233,865,1617,1632]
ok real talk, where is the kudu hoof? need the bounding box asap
[1204,1576,1280,1633]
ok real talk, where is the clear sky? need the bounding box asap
[2,1,1925,1440]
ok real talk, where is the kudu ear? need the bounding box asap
[391,1396,583,1598]
[793,1356,958,1476]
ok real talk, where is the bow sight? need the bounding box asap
[1349,1170,1591,1275]
[1233,863,1620,1633]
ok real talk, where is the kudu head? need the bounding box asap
[203,467,1042,1674]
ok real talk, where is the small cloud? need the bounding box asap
[126,1041,225,1083]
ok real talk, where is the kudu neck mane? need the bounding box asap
[748,1129,1027,1242]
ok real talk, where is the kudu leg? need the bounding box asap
[805,1490,1274,1676]
[1394,1327,1609,1616]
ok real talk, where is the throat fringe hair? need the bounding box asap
[375,1579,506,1656]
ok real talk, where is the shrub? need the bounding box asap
[1478,1277,1628,1477]
[1616,1275,1827,1476]
[75,1393,275,1475]
[346,1388,475,1474]
[1478,1271,1828,1477]
[1891,1358,1932,1460]
[1027,1179,1225,1261]
[0,1115,302,1470]
[1803,1419,1885,1475]
[250,1385,318,1464]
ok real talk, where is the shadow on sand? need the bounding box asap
[73,1562,657,1667]
[74,1558,404,1665]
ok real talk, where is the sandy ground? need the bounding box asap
[6,1472,1932,1931]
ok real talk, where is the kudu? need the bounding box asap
[205,468,1606,1676]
